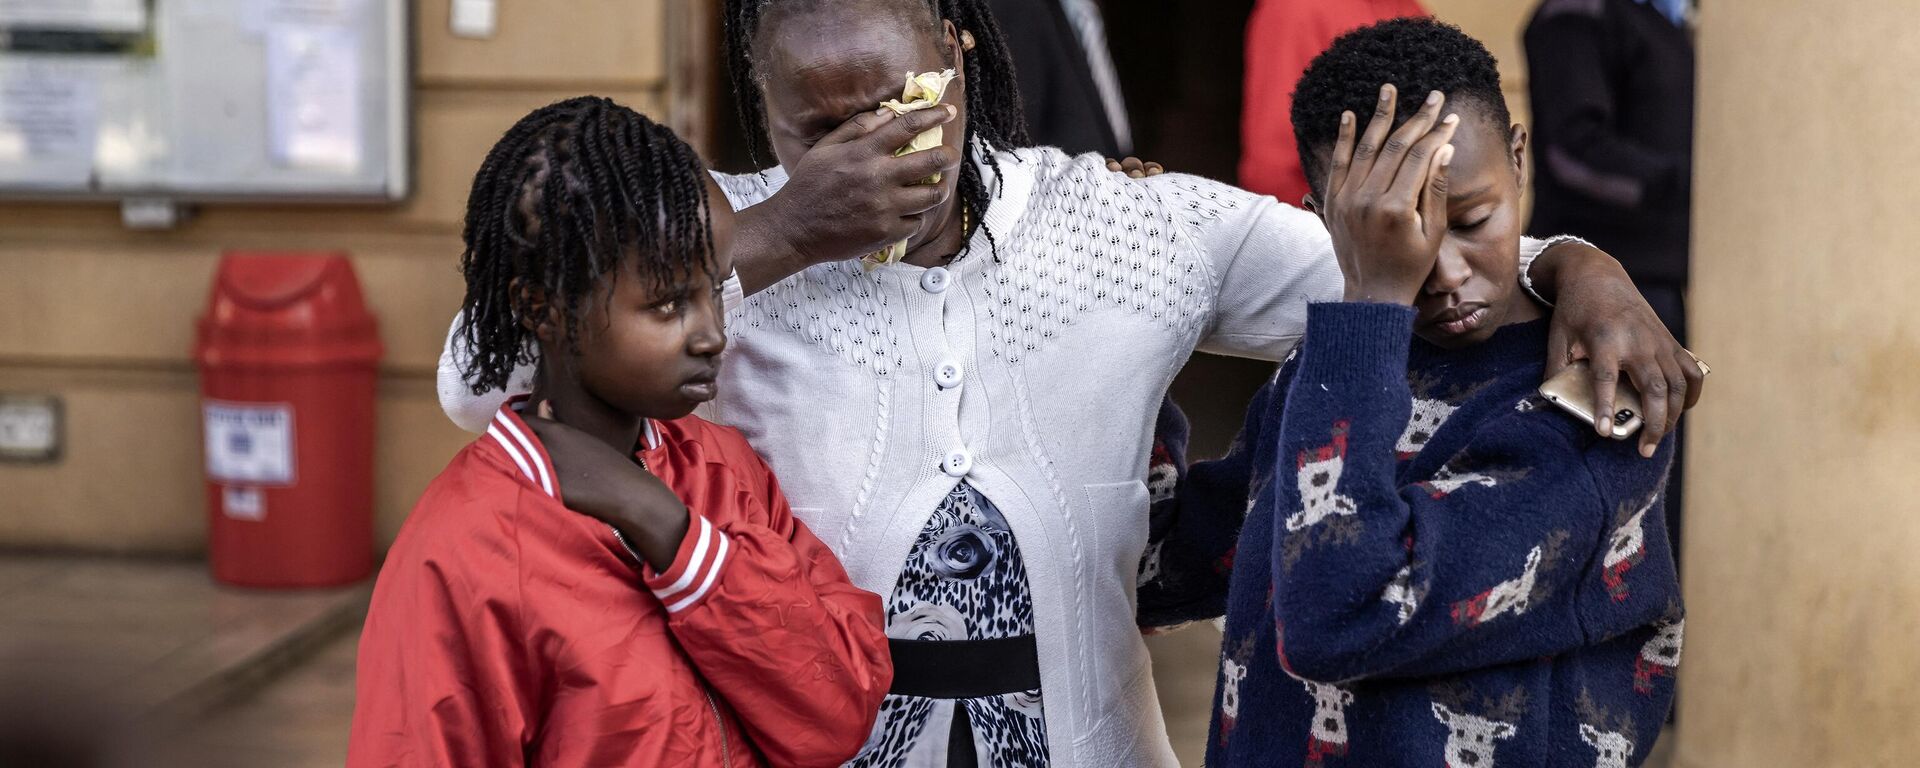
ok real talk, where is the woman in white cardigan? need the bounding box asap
[438,1,1702,764]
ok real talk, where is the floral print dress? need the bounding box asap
[848,483,1050,767]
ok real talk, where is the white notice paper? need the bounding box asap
[204,402,297,487]
[265,23,362,171]
[0,68,99,186]
[245,0,368,37]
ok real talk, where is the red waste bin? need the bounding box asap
[194,252,382,588]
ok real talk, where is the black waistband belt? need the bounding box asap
[886,635,1041,699]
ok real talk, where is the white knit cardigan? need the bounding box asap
[438,146,1553,766]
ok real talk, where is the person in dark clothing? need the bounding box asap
[985,0,1132,156]
[1525,0,1692,327]
[1525,0,1695,553]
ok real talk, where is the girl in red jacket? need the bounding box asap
[347,96,892,768]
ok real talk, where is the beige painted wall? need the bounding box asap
[1674,1,1920,765]
[1426,0,1538,129]
[1428,1,1920,761]
[0,1,672,553]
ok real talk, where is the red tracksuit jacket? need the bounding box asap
[1239,0,1429,205]
[347,405,892,767]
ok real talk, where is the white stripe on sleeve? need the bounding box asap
[653,516,713,603]
[494,412,553,497]
[486,425,537,486]
[666,532,730,614]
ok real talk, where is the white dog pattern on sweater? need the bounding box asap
[1148,462,1179,504]
[1579,723,1635,768]
[1416,464,1501,499]
[1220,659,1247,723]
[1431,703,1519,768]
[1602,501,1652,601]
[1415,457,1532,500]
[1399,372,1490,458]
[1399,397,1459,457]
[1575,690,1642,768]
[1218,635,1256,748]
[1634,618,1684,693]
[1450,545,1543,626]
[1289,421,1358,532]
[1382,564,1427,625]
[1303,681,1355,766]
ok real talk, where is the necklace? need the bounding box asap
[942,201,974,264]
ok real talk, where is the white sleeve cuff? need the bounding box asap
[642,515,733,614]
[721,268,744,317]
[1518,235,1593,308]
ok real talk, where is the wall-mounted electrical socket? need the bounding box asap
[0,395,62,463]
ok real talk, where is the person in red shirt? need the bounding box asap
[1240,0,1428,206]
[347,96,892,768]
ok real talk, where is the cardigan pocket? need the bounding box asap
[1079,480,1153,734]
[787,507,848,558]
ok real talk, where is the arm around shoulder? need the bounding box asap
[1181,180,1344,361]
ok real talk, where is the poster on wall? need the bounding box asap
[0,64,99,187]
[264,22,362,171]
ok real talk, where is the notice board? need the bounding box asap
[0,0,409,202]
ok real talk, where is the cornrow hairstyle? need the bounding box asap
[456,96,717,394]
[1290,16,1513,200]
[723,0,1032,259]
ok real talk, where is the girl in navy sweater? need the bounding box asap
[1196,19,1685,767]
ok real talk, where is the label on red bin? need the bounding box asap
[204,401,296,486]
[223,486,266,521]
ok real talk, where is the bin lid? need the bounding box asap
[195,252,382,366]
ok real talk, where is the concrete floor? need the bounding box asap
[144,621,1229,767]
[0,555,1672,766]
[1147,623,1226,766]
[0,555,366,767]
[160,626,360,767]
[183,620,1671,768]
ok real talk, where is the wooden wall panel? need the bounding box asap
[0,367,470,553]
[0,238,464,375]
[391,86,665,230]
[0,368,205,552]
[1674,1,1920,765]
[417,0,666,87]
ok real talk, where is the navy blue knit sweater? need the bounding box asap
[1199,303,1683,768]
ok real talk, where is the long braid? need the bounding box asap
[727,0,771,166]
[457,96,718,394]
[723,0,1032,258]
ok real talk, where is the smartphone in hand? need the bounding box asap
[1539,356,1711,440]
[1540,361,1642,439]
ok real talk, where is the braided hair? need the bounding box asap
[723,0,1031,256]
[457,96,717,395]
